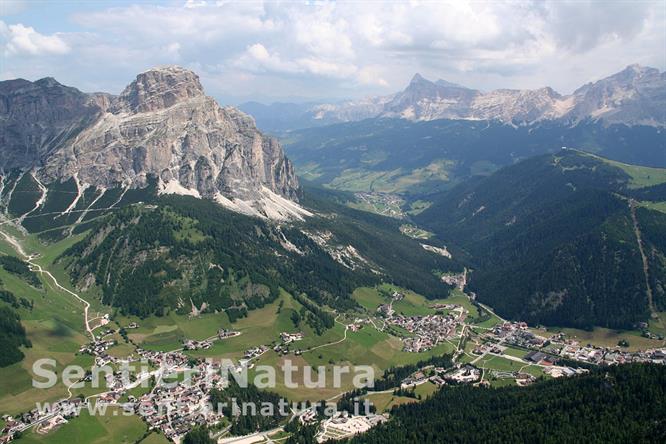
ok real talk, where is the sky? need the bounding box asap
[1,0,665,105]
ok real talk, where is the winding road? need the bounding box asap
[0,228,96,340]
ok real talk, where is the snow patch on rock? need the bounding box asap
[159,179,201,198]
[421,243,452,259]
[213,187,312,222]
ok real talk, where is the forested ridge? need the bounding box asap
[61,192,458,321]
[349,364,666,444]
[416,150,666,329]
[284,119,666,194]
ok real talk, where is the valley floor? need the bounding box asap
[0,217,664,444]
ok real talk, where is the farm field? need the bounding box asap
[363,392,418,413]
[528,326,663,351]
[639,201,666,214]
[576,150,666,188]
[15,408,148,444]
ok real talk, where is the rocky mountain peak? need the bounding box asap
[34,77,62,88]
[113,65,205,114]
[0,67,305,220]
[617,63,658,79]
[401,73,443,98]
[409,73,427,85]
[574,64,662,95]
[285,64,664,127]
[0,76,103,171]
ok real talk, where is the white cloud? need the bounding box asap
[230,37,389,89]
[296,57,357,79]
[357,66,389,87]
[1,21,70,56]
[1,1,663,101]
[235,43,300,74]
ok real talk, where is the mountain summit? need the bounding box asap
[244,65,665,130]
[344,65,665,125]
[0,66,306,220]
[112,66,205,113]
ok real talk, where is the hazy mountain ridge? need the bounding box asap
[241,65,666,132]
[283,119,666,196]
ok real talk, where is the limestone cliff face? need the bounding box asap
[0,77,103,171]
[0,66,303,218]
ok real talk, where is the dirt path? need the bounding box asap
[303,315,349,353]
[0,228,96,340]
[28,258,95,340]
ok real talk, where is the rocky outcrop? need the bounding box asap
[0,77,103,171]
[0,66,304,220]
[111,66,205,114]
[567,64,666,126]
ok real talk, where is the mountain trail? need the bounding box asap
[629,199,663,331]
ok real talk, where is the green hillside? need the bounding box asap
[416,150,666,329]
[60,191,460,322]
[283,119,666,195]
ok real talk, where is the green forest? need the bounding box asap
[284,119,666,194]
[60,189,459,321]
[349,364,666,443]
[416,150,666,329]
[0,305,31,367]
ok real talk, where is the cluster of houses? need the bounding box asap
[183,329,241,351]
[376,303,394,318]
[490,370,538,386]
[376,291,405,318]
[489,322,546,347]
[375,295,468,353]
[218,329,240,340]
[390,313,460,352]
[280,331,304,344]
[482,321,666,368]
[348,319,369,332]
[441,365,482,384]
[543,366,589,378]
[401,364,481,388]
[79,336,119,367]
[139,348,190,369]
[273,332,306,355]
[243,345,269,360]
[1,398,86,442]
[556,343,666,365]
[133,360,226,441]
[183,339,213,350]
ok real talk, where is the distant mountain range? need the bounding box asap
[240,65,666,132]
